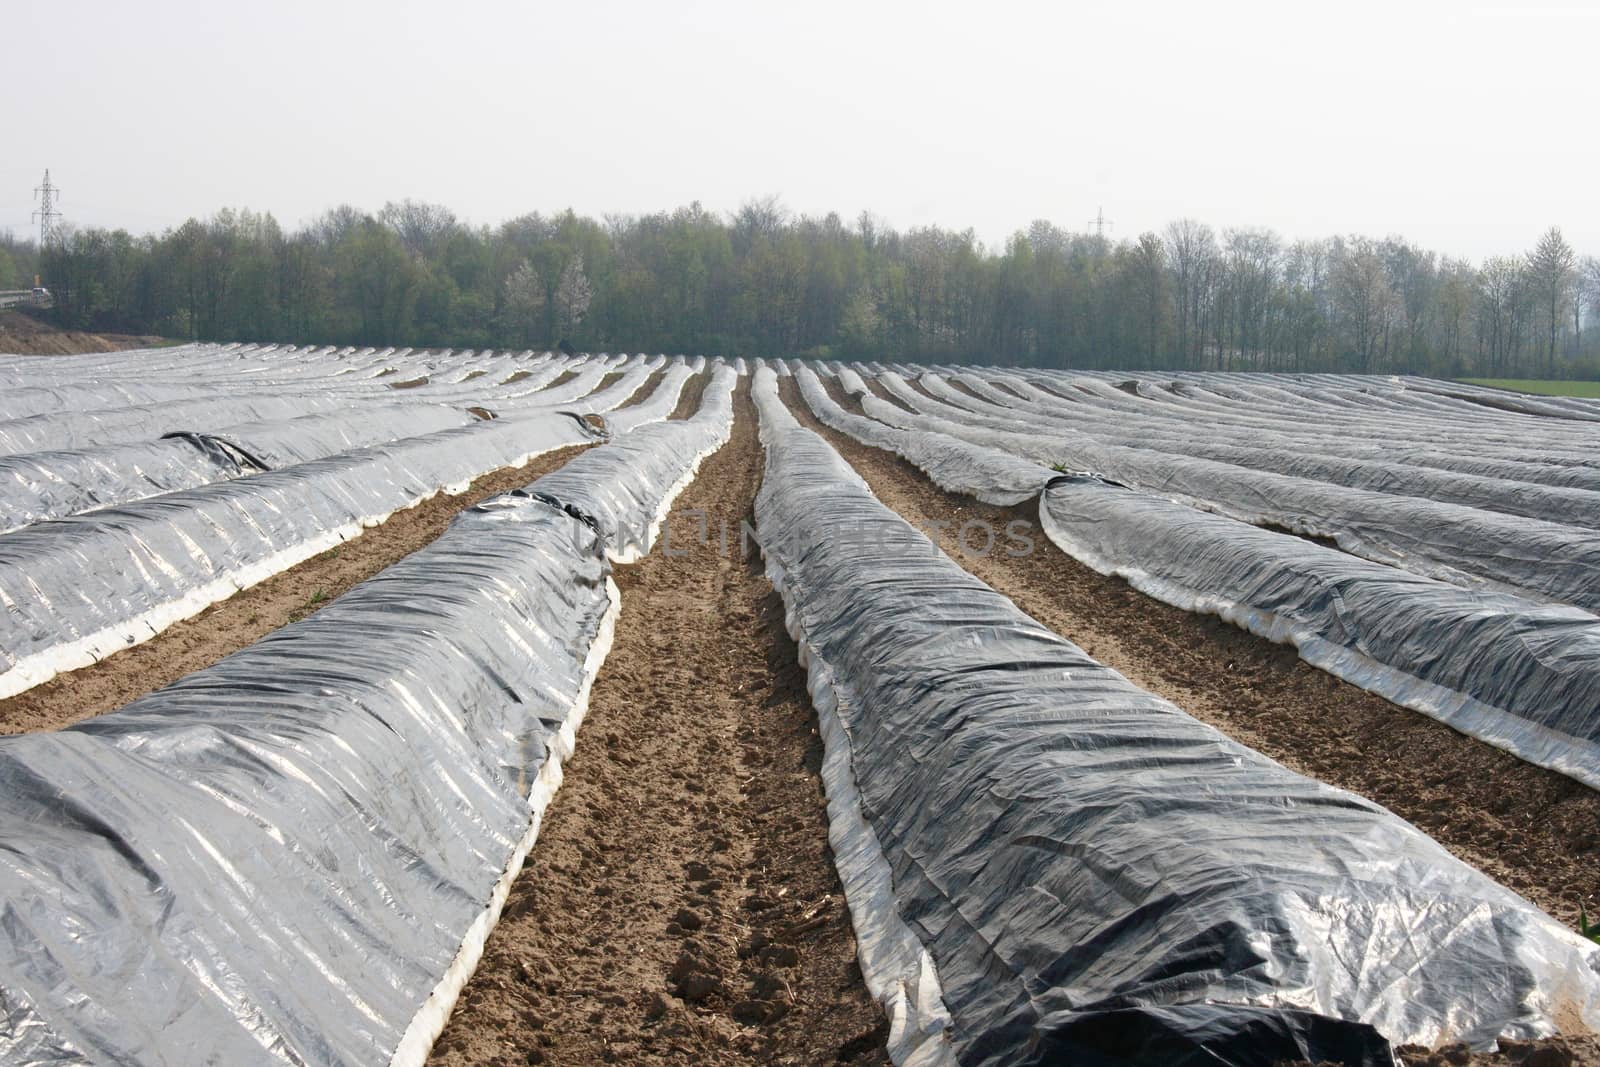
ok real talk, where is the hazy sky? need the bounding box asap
[4,0,1595,261]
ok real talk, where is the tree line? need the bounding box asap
[4,199,1598,378]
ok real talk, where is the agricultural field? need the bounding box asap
[0,344,1598,1067]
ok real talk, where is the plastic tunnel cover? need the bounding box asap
[0,491,619,1067]
[0,411,601,701]
[750,367,1600,1067]
[525,364,737,562]
[1038,473,1600,791]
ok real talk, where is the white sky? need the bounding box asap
[3,0,1595,261]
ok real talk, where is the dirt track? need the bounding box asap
[0,445,591,733]
[0,310,166,355]
[431,389,885,1066]
[785,376,1600,931]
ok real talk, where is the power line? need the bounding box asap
[1086,206,1113,239]
[32,170,62,247]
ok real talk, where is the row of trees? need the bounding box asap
[8,201,1599,377]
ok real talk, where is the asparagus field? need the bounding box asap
[1,343,1598,1067]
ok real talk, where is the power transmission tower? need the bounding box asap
[1086,206,1113,239]
[32,170,62,247]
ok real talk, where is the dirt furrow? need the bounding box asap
[0,444,591,734]
[668,369,710,420]
[782,377,1600,932]
[429,390,886,1067]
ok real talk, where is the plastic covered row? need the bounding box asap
[0,404,478,532]
[601,362,696,436]
[0,475,619,1067]
[0,412,602,700]
[945,373,1600,526]
[526,365,737,562]
[751,368,1600,1066]
[990,372,1600,493]
[968,371,1600,516]
[1012,369,1600,455]
[1039,473,1600,790]
[793,368,1050,505]
[0,357,746,1064]
[855,382,1600,612]
[1003,371,1600,471]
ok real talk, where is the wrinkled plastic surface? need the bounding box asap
[752,371,1600,1066]
[0,488,616,1067]
[794,368,1050,505]
[859,378,1600,611]
[0,405,475,531]
[942,372,1600,529]
[0,358,747,1065]
[1040,474,1600,790]
[0,412,600,699]
[526,365,736,561]
[601,362,695,435]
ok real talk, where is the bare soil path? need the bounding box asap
[0,309,167,355]
[429,391,886,1067]
[0,445,591,733]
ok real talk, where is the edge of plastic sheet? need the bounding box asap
[610,419,730,565]
[752,367,959,1067]
[1036,480,1600,792]
[0,517,357,701]
[621,369,737,563]
[390,575,621,1067]
[762,550,959,1067]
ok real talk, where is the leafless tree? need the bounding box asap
[1527,226,1576,374]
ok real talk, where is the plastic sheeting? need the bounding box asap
[855,381,1600,612]
[1040,474,1600,790]
[526,365,737,562]
[0,393,357,457]
[600,362,696,436]
[751,370,1600,1066]
[0,413,602,700]
[794,369,1050,505]
[947,374,1600,527]
[0,360,748,1065]
[835,365,870,398]
[1007,371,1600,472]
[0,405,476,532]
[0,484,619,1067]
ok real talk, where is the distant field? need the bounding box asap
[1458,377,1600,398]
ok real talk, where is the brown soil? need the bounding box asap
[0,445,591,734]
[669,370,710,420]
[1284,1035,1600,1066]
[429,390,886,1067]
[1394,1036,1600,1066]
[0,310,167,356]
[860,376,913,413]
[391,376,431,389]
[781,377,1600,935]
[616,368,668,409]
